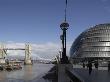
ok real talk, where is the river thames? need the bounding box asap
[0,64,54,82]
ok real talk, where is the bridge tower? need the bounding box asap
[24,43,32,65]
[0,43,7,64]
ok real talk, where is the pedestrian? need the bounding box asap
[94,62,98,69]
[88,62,92,75]
[83,63,85,68]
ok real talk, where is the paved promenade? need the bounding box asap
[58,64,71,82]
[72,65,110,82]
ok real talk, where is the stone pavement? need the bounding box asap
[72,66,110,82]
[58,64,71,82]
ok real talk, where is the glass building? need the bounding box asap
[70,23,110,60]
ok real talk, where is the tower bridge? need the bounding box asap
[0,43,32,65]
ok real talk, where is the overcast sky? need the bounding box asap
[0,0,110,59]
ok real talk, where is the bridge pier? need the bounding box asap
[24,44,32,65]
[0,43,6,64]
[24,59,32,65]
[0,58,5,64]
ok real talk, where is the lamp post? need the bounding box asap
[60,22,69,64]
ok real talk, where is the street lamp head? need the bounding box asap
[60,22,69,30]
[59,49,62,53]
[60,34,63,40]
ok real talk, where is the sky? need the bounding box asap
[0,0,110,60]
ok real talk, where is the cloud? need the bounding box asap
[1,41,72,60]
[31,42,61,59]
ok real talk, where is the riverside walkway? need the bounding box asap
[71,65,110,82]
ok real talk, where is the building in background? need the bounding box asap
[70,23,110,62]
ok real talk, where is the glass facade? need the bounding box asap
[70,23,110,58]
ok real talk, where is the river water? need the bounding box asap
[0,64,54,82]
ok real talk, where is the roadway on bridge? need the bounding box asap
[72,65,110,82]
